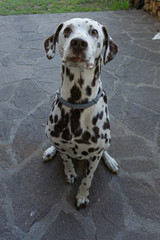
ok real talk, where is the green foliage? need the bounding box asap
[0,0,129,15]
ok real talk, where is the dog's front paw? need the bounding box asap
[76,194,89,209]
[66,172,77,185]
[103,151,119,173]
[43,146,56,162]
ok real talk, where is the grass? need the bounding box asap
[0,0,129,15]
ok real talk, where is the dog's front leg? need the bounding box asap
[76,155,101,209]
[60,153,77,185]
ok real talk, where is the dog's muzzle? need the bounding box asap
[68,37,88,63]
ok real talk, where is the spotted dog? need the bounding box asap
[43,18,119,209]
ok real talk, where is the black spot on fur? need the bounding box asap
[91,136,97,143]
[86,169,90,175]
[49,114,53,123]
[101,133,107,139]
[78,77,84,88]
[92,126,100,138]
[92,156,96,161]
[99,111,103,120]
[88,147,99,152]
[53,109,69,137]
[103,95,107,104]
[82,151,88,156]
[105,106,108,115]
[66,67,69,76]
[75,139,91,144]
[92,113,99,125]
[61,140,68,144]
[86,86,92,96]
[50,131,55,137]
[54,114,58,123]
[68,85,81,103]
[65,67,74,81]
[58,101,62,110]
[70,109,82,137]
[103,118,110,130]
[69,73,74,81]
[62,65,65,74]
[82,131,91,143]
[92,65,100,87]
[54,142,59,146]
[62,129,71,141]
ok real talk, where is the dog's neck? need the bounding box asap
[60,57,102,104]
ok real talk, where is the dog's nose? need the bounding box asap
[70,38,88,51]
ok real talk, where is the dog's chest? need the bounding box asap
[46,93,111,159]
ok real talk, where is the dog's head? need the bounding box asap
[44,18,118,68]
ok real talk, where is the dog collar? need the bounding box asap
[57,88,103,109]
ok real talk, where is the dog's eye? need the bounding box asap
[64,27,72,34]
[91,29,98,36]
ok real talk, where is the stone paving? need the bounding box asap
[0,10,160,240]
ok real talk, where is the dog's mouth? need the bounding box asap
[68,56,84,63]
[63,55,94,69]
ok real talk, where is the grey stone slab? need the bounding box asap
[1,65,33,84]
[0,231,20,240]
[92,184,124,240]
[41,211,88,240]
[121,158,159,174]
[135,39,160,53]
[0,103,26,121]
[0,146,14,170]
[0,85,15,102]
[11,80,46,111]
[119,177,160,223]
[123,231,160,240]
[119,40,160,63]
[110,136,153,159]
[12,98,51,162]
[157,127,160,150]
[0,202,8,231]
[0,120,16,143]
[122,84,160,113]
[110,94,159,141]
[122,102,159,141]
[4,49,44,66]
[6,153,67,232]
[155,178,160,195]
[110,93,126,119]
[115,57,156,84]
[101,70,117,99]
[0,36,21,53]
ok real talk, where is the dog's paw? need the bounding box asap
[103,151,119,174]
[66,173,77,185]
[43,146,56,162]
[76,194,89,209]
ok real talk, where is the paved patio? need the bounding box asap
[0,10,160,240]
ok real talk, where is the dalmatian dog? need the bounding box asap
[43,18,119,209]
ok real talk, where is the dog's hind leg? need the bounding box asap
[60,153,77,185]
[43,146,57,162]
[103,151,119,173]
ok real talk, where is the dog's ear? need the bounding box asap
[102,26,118,65]
[44,23,63,60]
